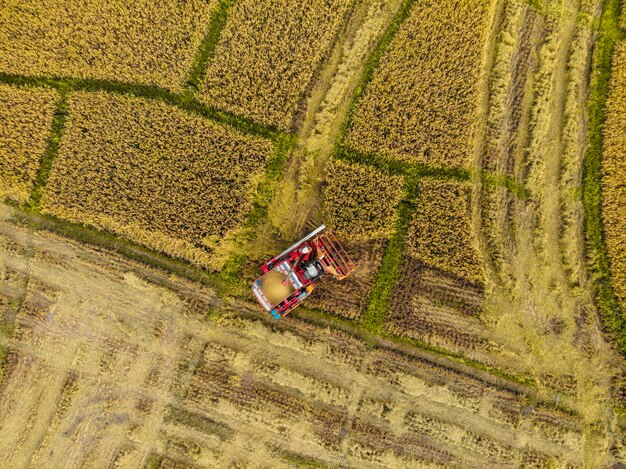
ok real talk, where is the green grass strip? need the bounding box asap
[0,72,287,142]
[185,0,234,91]
[583,0,626,355]
[336,145,530,199]
[361,201,413,333]
[28,90,68,209]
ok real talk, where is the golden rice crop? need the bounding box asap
[345,0,493,168]
[601,41,626,313]
[0,84,58,203]
[0,0,216,91]
[322,160,404,240]
[201,0,353,130]
[408,179,483,283]
[42,91,273,268]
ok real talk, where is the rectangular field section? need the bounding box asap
[42,91,273,269]
[602,41,626,315]
[200,0,354,130]
[0,0,217,90]
[345,0,494,168]
[0,84,59,203]
[386,180,492,359]
[308,160,404,320]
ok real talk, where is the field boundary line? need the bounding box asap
[219,133,298,284]
[582,0,626,355]
[361,201,413,333]
[28,90,69,209]
[335,144,531,198]
[334,0,416,150]
[185,0,235,92]
[0,72,290,143]
[4,202,232,295]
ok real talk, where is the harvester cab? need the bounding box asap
[251,225,356,319]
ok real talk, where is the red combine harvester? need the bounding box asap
[252,225,356,319]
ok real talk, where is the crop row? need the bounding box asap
[42,91,273,269]
[0,84,58,203]
[344,0,494,169]
[201,0,354,131]
[0,0,217,91]
[601,41,626,315]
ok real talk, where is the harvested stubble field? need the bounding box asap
[0,84,58,203]
[201,0,354,130]
[42,91,273,270]
[0,0,626,465]
[0,0,217,91]
[0,205,617,468]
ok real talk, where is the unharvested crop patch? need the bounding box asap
[42,91,273,269]
[344,0,495,168]
[322,159,404,241]
[201,0,354,130]
[305,160,403,320]
[0,0,217,91]
[0,84,58,203]
[601,40,626,315]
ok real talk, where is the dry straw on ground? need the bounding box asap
[408,179,483,283]
[322,159,404,241]
[0,0,216,90]
[602,41,626,314]
[201,0,353,130]
[345,0,493,168]
[42,91,273,268]
[0,84,58,203]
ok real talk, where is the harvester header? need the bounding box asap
[251,225,356,319]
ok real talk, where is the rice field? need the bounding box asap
[344,0,495,168]
[0,0,217,91]
[200,0,354,130]
[0,84,58,203]
[0,0,625,465]
[601,40,626,315]
[41,91,273,269]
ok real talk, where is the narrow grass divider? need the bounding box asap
[28,90,69,209]
[582,0,626,355]
[361,201,413,333]
[0,72,286,142]
[185,0,234,91]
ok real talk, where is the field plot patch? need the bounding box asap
[0,205,589,468]
[601,40,626,315]
[387,180,492,359]
[0,0,217,90]
[344,0,495,168]
[306,160,404,320]
[0,84,58,203]
[42,92,273,269]
[200,0,354,130]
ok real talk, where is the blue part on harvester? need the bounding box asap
[271,310,280,320]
